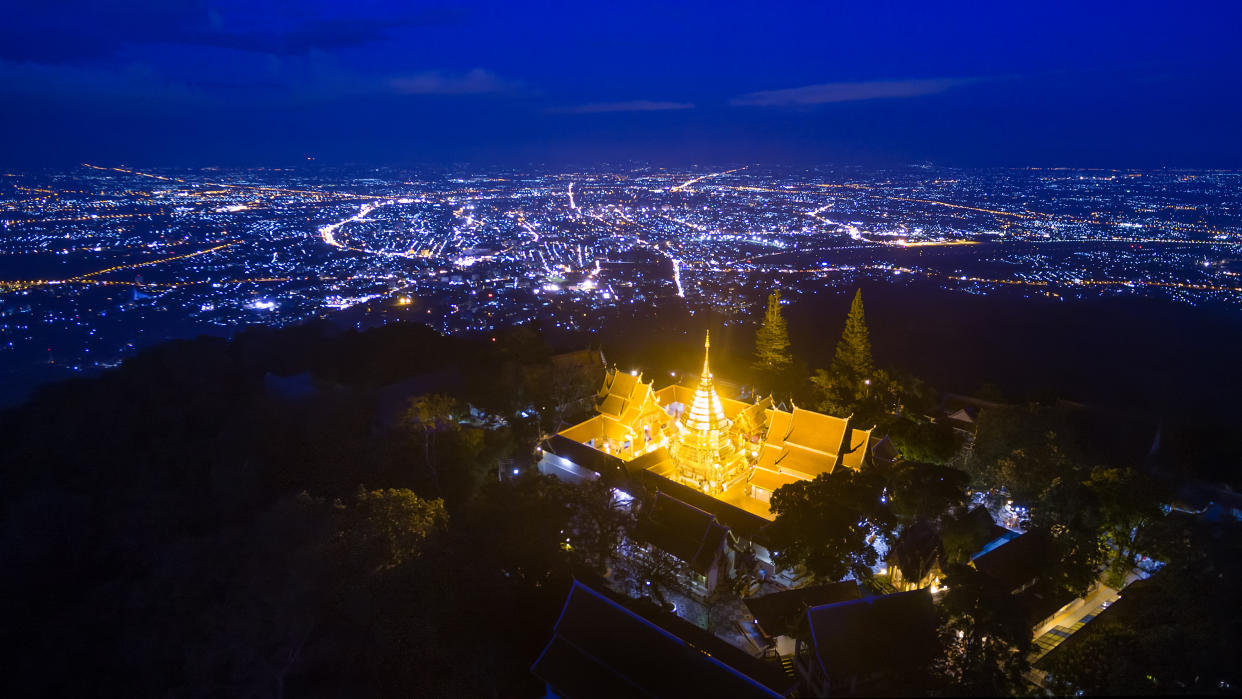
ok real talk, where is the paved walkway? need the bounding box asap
[1029,585,1119,661]
[707,592,762,653]
[1027,566,1152,684]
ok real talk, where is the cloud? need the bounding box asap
[553,100,694,114]
[731,77,977,107]
[388,68,519,95]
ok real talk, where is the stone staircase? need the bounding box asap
[779,654,797,679]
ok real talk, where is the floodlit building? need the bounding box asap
[539,331,870,520]
[886,505,1010,592]
[538,330,884,590]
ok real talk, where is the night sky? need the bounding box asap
[3,0,1240,168]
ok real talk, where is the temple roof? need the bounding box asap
[733,396,773,436]
[744,581,861,639]
[558,414,633,444]
[869,434,901,466]
[531,581,788,699]
[840,427,873,470]
[638,492,729,575]
[765,409,793,445]
[781,407,849,456]
[598,368,638,400]
[749,467,803,493]
[596,367,662,427]
[752,406,851,481]
[971,529,1050,594]
[776,443,839,479]
[804,590,937,690]
[640,470,774,535]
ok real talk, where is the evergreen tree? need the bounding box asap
[812,289,878,416]
[832,288,874,380]
[753,290,792,375]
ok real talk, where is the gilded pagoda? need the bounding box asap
[668,331,748,491]
[540,329,876,519]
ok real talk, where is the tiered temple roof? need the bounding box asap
[573,366,668,457]
[596,368,662,427]
[747,406,867,504]
[841,427,874,471]
[754,407,850,479]
[543,330,868,521]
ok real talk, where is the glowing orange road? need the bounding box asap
[0,243,235,290]
[882,195,1043,219]
[66,243,235,281]
[671,166,747,192]
[82,163,369,199]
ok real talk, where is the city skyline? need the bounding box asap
[4,162,1240,406]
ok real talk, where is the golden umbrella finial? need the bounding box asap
[702,330,712,378]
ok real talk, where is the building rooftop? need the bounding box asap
[531,580,792,698]
[971,529,1050,593]
[638,492,730,575]
[744,581,862,639]
[804,589,938,691]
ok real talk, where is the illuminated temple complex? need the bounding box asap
[539,332,878,521]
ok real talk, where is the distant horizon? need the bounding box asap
[9,161,1242,173]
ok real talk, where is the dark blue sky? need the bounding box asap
[2,1,1240,168]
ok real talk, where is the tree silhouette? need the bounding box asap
[403,394,459,496]
[343,487,448,568]
[812,289,880,417]
[833,288,874,382]
[753,289,792,386]
[888,460,970,525]
[933,563,1032,696]
[767,468,895,581]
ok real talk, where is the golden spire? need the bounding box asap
[670,328,745,491]
[702,329,712,378]
[686,330,726,432]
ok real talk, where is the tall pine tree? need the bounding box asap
[832,288,874,380]
[753,290,792,375]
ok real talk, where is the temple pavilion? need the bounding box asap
[539,331,876,521]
